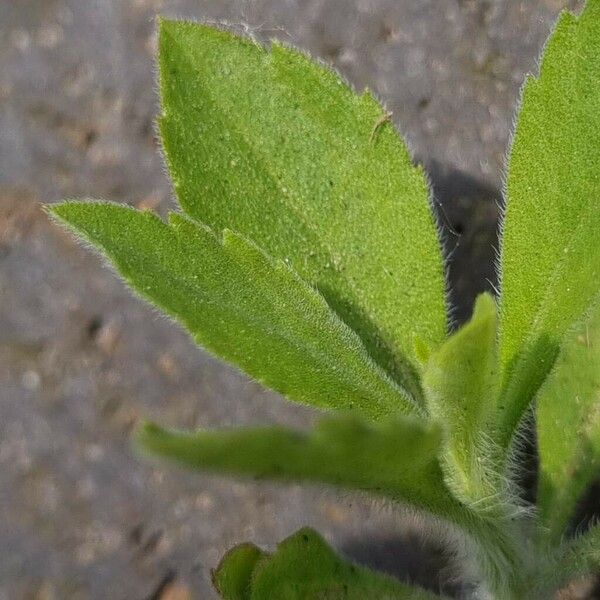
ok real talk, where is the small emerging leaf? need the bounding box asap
[158,19,447,399]
[537,301,600,543]
[423,294,500,505]
[499,0,600,449]
[49,202,415,420]
[136,414,461,519]
[224,527,447,600]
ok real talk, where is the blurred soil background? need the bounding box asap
[0,0,589,598]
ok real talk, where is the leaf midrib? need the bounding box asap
[161,30,421,397]
[107,220,414,418]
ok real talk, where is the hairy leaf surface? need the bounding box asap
[158,19,447,399]
[553,522,600,585]
[49,202,416,419]
[215,528,445,600]
[499,0,600,448]
[139,410,530,595]
[423,294,500,504]
[537,302,600,543]
[137,414,462,518]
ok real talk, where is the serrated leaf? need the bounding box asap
[423,294,500,504]
[537,302,600,543]
[213,543,266,600]
[136,413,462,519]
[499,0,600,448]
[49,202,417,419]
[220,527,446,600]
[158,19,447,400]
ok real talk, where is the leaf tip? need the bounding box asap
[44,200,96,232]
[473,291,498,318]
[134,421,167,454]
[44,200,74,221]
[157,16,181,39]
[282,527,326,550]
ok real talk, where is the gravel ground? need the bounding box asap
[0,1,587,598]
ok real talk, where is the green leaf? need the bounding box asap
[213,543,266,600]
[136,413,461,519]
[499,0,600,448]
[535,521,600,594]
[552,521,600,585]
[220,527,446,600]
[138,414,531,588]
[537,301,600,543]
[423,294,501,505]
[158,19,447,400]
[48,202,416,420]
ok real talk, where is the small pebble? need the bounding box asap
[21,370,41,390]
